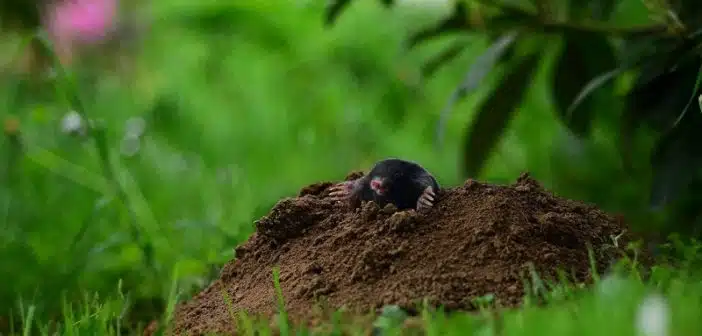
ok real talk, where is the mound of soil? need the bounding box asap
[172,173,643,335]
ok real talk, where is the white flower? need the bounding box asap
[60,111,84,134]
[120,136,140,157]
[597,273,627,298]
[636,293,670,336]
[124,116,146,138]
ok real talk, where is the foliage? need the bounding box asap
[327,0,702,234]
[0,1,41,31]
[0,0,461,328]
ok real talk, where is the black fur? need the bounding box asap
[351,158,440,210]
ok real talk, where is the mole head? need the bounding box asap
[367,159,411,196]
[369,176,388,196]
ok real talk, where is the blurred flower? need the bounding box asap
[60,110,85,135]
[596,273,627,298]
[120,116,146,157]
[124,116,146,138]
[636,293,670,336]
[47,0,117,42]
[120,136,140,157]
[44,0,119,64]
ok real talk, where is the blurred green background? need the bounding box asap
[0,0,689,330]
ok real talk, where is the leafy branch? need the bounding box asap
[325,0,702,228]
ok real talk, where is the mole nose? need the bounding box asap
[370,177,385,194]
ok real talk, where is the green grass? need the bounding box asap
[0,0,699,334]
[11,249,702,335]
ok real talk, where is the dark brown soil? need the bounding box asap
[172,173,644,335]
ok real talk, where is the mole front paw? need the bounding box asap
[328,181,355,203]
[416,186,436,211]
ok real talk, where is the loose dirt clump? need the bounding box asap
[172,173,644,335]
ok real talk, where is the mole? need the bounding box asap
[328,158,440,211]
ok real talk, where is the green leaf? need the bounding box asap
[670,61,702,129]
[621,31,702,92]
[408,1,470,48]
[325,0,352,26]
[0,1,41,31]
[649,113,702,209]
[568,0,617,20]
[455,32,519,96]
[435,31,520,147]
[552,31,616,136]
[620,56,702,170]
[617,34,681,69]
[461,52,541,178]
[615,34,702,170]
[564,68,621,123]
[672,0,702,28]
[324,0,394,26]
[421,39,468,79]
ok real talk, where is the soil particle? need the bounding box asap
[172,172,644,335]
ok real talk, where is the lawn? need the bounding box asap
[0,0,699,335]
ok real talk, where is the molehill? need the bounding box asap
[172,172,643,335]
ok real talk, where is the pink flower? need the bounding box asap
[47,0,117,43]
[43,0,118,64]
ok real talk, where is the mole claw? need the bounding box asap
[417,187,436,210]
[417,197,432,209]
